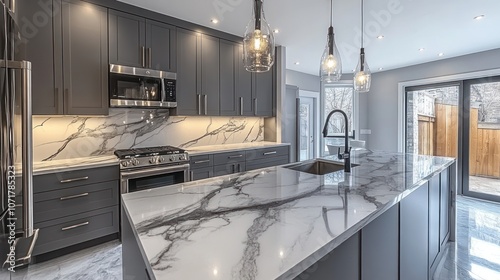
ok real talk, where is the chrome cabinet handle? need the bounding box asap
[238,163,241,172]
[231,164,235,173]
[190,171,194,181]
[198,94,202,115]
[204,95,208,115]
[141,46,146,67]
[254,98,258,116]
[148,48,152,68]
[60,176,89,184]
[228,155,243,159]
[62,221,89,231]
[60,193,89,201]
[263,151,277,156]
[240,97,244,115]
[194,160,210,164]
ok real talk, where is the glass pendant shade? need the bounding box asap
[243,0,275,72]
[320,27,342,83]
[354,48,371,93]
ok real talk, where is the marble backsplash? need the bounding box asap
[32,109,264,162]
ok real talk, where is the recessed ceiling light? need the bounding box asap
[211,19,219,24]
[294,62,300,65]
[378,67,383,70]
[474,15,485,20]
[438,53,445,57]
[352,69,356,72]
[419,48,425,52]
[273,29,279,33]
[377,35,384,39]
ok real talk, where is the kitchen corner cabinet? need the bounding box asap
[175,28,220,116]
[20,0,108,115]
[253,66,274,117]
[108,10,176,72]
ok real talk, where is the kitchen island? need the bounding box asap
[121,150,456,280]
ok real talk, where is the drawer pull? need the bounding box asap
[60,193,89,201]
[263,151,277,156]
[61,221,89,231]
[194,160,211,164]
[228,155,243,159]
[60,176,89,184]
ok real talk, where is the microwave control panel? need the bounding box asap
[165,80,176,101]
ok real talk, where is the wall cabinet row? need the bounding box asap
[175,28,275,117]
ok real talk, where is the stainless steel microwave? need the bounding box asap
[109,64,177,108]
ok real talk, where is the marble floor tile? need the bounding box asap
[434,196,500,280]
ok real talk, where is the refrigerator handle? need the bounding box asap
[21,61,34,238]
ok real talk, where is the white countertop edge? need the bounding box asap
[186,142,291,156]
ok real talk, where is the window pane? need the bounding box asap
[324,86,354,135]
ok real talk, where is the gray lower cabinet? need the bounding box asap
[245,146,290,171]
[189,154,214,181]
[440,168,450,246]
[400,182,429,280]
[32,165,120,257]
[109,10,176,72]
[361,205,399,280]
[21,0,108,115]
[122,206,153,280]
[295,232,360,280]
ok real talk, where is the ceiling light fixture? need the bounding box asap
[378,67,383,70]
[419,48,425,52]
[294,62,300,65]
[243,0,275,72]
[438,52,444,57]
[474,15,485,20]
[377,35,384,39]
[320,0,342,83]
[354,0,371,93]
[211,19,219,24]
[273,29,279,33]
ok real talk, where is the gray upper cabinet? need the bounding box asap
[175,28,199,115]
[219,40,237,116]
[17,0,63,115]
[236,44,254,116]
[25,0,108,116]
[62,0,108,115]
[175,29,220,116]
[253,67,274,117]
[109,11,176,72]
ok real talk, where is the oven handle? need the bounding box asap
[120,164,191,180]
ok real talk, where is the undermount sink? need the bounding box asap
[284,160,359,175]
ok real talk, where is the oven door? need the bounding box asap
[120,164,190,193]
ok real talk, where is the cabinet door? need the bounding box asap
[61,0,108,115]
[18,0,63,115]
[109,10,146,68]
[201,35,220,115]
[236,44,253,116]
[175,28,200,115]
[440,168,450,246]
[219,40,237,116]
[400,183,429,280]
[146,20,176,72]
[428,175,441,268]
[253,67,274,116]
[190,167,213,181]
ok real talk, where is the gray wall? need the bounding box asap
[286,69,321,92]
[365,48,500,152]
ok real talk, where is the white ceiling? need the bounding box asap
[118,0,500,76]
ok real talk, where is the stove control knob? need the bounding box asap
[121,161,129,167]
[132,159,139,166]
[169,156,174,162]
[149,158,156,164]
[159,157,165,163]
[178,155,183,160]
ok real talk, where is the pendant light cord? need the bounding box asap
[361,0,364,48]
[330,0,333,27]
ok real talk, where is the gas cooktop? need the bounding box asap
[114,146,189,169]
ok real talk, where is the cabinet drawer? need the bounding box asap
[33,206,119,256]
[34,165,119,193]
[213,151,246,165]
[190,167,213,181]
[246,155,289,171]
[246,146,289,161]
[189,155,213,169]
[213,162,246,177]
[34,181,119,223]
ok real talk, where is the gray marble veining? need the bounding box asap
[31,109,264,162]
[122,150,455,280]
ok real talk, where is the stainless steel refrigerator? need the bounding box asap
[1,0,38,275]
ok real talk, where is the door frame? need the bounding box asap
[299,90,320,159]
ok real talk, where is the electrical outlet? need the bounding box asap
[360,129,372,135]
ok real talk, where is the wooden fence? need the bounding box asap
[417,104,500,178]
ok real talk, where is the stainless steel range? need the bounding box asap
[114,146,190,193]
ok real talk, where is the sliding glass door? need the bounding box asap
[463,76,500,202]
[405,76,500,203]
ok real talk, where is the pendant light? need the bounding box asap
[243,0,275,72]
[354,0,371,93]
[320,0,342,83]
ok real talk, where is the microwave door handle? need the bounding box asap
[161,78,166,103]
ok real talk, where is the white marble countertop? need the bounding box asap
[186,141,290,156]
[121,150,455,280]
[30,155,119,175]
